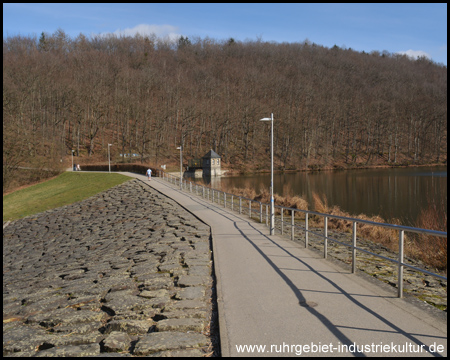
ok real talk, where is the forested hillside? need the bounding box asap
[3,31,447,189]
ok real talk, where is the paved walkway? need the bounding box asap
[127,173,447,357]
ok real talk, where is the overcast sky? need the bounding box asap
[3,3,447,65]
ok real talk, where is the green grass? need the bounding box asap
[3,172,132,221]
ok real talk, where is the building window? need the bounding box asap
[212,159,215,165]
[217,159,220,166]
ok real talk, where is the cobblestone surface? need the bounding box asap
[3,179,216,357]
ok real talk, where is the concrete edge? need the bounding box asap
[130,175,229,357]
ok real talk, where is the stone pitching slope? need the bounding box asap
[3,179,217,357]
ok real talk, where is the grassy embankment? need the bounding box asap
[217,182,447,272]
[3,172,131,222]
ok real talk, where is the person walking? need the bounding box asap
[146,168,152,180]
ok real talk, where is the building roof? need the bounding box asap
[202,149,221,159]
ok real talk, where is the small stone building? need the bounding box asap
[202,149,221,177]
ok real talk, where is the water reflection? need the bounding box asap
[197,166,447,227]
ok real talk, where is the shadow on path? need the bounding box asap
[146,178,445,357]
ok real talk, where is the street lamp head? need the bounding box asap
[176,146,182,150]
[260,113,274,122]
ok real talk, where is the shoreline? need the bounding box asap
[221,162,447,177]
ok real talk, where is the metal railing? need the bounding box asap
[159,171,447,298]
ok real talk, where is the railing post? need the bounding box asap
[249,200,252,218]
[398,230,404,298]
[305,213,308,248]
[281,210,283,235]
[291,210,295,241]
[352,221,357,273]
[231,195,234,211]
[239,197,242,214]
[224,192,226,208]
[260,203,263,223]
[324,216,328,259]
[266,205,269,226]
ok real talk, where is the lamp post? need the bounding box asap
[108,144,112,173]
[71,150,75,171]
[177,146,183,190]
[260,113,274,235]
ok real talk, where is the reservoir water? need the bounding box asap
[199,166,447,228]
